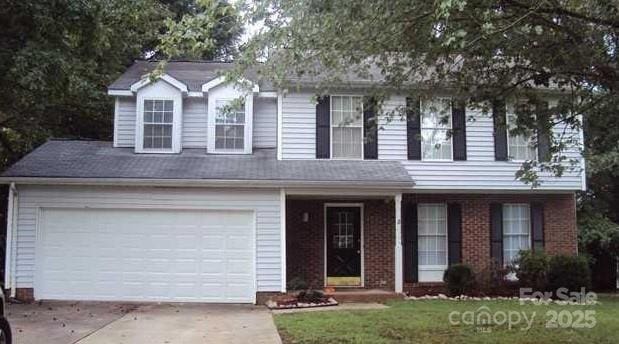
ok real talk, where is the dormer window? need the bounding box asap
[215,100,246,151]
[143,99,174,150]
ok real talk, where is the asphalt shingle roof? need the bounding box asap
[1,140,414,187]
[108,61,275,92]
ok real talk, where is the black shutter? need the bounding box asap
[531,202,545,251]
[493,100,508,161]
[406,97,421,160]
[316,95,330,159]
[363,97,378,159]
[403,202,418,283]
[536,101,551,162]
[452,100,467,160]
[490,203,504,266]
[447,203,462,265]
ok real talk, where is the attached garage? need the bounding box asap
[36,208,255,303]
[5,185,284,303]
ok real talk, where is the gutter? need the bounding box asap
[0,177,415,191]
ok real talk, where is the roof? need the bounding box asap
[108,60,273,92]
[1,140,414,189]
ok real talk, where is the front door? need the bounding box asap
[326,206,361,286]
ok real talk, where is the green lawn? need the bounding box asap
[274,296,619,344]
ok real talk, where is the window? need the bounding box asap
[507,104,537,161]
[331,95,363,159]
[421,98,452,160]
[215,100,245,151]
[143,99,173,150]
[503,204,531,265]
[332,211,355,249]
[418,204,448,266]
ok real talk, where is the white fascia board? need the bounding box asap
[0,177,414,190]
[257,92,278,98]
[107,89,133,96]
[202,76,260,93]
[130,74,188,95]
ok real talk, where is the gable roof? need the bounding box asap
[0,140,414,189]
[108,60,272,93]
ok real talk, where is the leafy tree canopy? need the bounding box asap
[225,0,618,186]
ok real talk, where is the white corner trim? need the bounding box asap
[5,183,17,297]
[202,76,259,93]
[107,90,133,96]
[113,98,119,148]
[394,193,403,293]
[130,74,188,94]
[280,189,287,293]
[578,114,587,191]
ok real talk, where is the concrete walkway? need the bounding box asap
[8,301,282,344]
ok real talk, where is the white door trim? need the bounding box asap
[323,203,364,288]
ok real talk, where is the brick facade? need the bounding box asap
[287,193,577,294]
[286,199,395,290]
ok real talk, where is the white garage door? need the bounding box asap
[36,208,255,303]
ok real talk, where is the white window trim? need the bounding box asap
[417,203,449,282]
[420,98,454,162]
[208,95,253,155]
[506,104,538,163]
[502,203,532,266]
[135,97,182,154]
[213,98,247,153]
[329,94,364,160]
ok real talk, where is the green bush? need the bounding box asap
[515,250,550,292]
[287,276,308,291]
[297,290,325,303]
[547,255,592,294]
[443,264,475,296]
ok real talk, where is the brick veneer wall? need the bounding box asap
[403,193,578,275]
[286,199,395,290]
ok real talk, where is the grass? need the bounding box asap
[274,295,619,344]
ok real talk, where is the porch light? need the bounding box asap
[302,212,309,223]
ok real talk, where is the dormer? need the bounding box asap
[133,76,185,154]
[203,77,259,155]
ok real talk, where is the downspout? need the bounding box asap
[4,183,17,298]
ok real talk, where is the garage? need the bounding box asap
[35,208,256,303]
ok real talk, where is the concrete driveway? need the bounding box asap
[7,301,282,344]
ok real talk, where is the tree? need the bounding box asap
[158,0,243,61]
[0,0,170,169]
[229,0,617,186]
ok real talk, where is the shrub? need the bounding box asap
[547,255,592,295]
[287,276,308,291]
[515,250,549,292]
[443,264,475,296]
[476,262,515,296]
[297,290,325,303]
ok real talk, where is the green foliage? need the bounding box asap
[443,263,475,296]
[547,255,592,294]
[296,290,325,304]
[578,210,619,256]
[0,0,171,170]
[225,0,619,185]
[515,250,549,292]
[158,0,242,60]
[287,276,308,291]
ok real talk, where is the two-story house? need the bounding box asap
[1,61,585,303]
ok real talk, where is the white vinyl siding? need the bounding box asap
[502,204,531,265]
[253,99,277,148]
[417,204,448,282]
[114,97,136,147]
[182,98,208,148]
[12,185,282,293]
[372,96,584,191]
[281,92,316,159]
